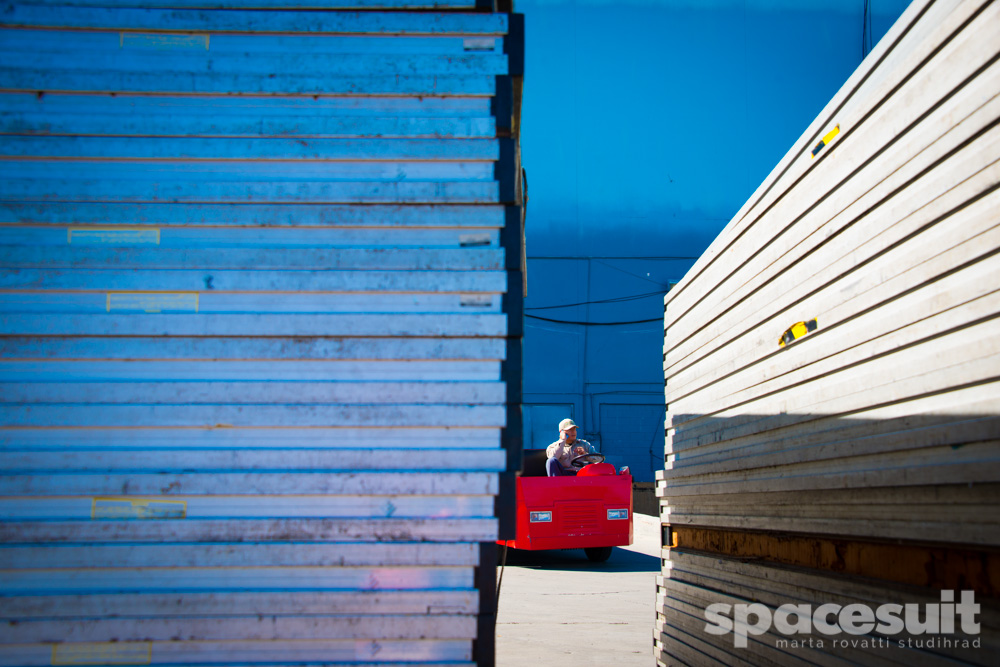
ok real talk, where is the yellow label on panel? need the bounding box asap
[92,498,187,520]
[120,32,210,50]
[820,124,841,145]
[107,292,199,313]
[811,124,840,158]
[52,642,152,666]
[68,228,160,246]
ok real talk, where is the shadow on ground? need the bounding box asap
[498,544,660,573]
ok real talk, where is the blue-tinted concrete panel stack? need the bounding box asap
[657,0,998,664]
[0,1,523,665]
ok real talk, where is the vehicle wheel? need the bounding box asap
[584,546,612,562]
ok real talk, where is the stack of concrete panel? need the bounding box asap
[0,1,523,666]
[657,0,998,664]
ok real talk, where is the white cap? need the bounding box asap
[558,418,577,431]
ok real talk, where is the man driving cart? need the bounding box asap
[545,418,598,476]
[501,417,631,562]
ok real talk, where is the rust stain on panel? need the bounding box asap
[672,526,1000,596]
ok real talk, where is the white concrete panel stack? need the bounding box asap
[657,0,999,664]
[0,1,524,666]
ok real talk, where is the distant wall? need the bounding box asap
[517,0,910,481]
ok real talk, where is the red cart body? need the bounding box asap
[500,449,633,553]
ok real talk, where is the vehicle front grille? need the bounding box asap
[556,501,601,535]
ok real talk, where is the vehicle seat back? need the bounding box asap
[521,448,549,477]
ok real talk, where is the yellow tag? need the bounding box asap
[68,228,160,246]
[107,292,199,313]
[52,642,152,666]
[811,124,840,158]
[778,318,818,347]
[92,498,187,520]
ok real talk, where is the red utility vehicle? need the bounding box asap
[500,448,633,562]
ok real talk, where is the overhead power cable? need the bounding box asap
[524,283,677,325]
[594,259,676,288]
[525,314,663,326]
[525,290,666,311]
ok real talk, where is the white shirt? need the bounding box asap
[546,438,596,471]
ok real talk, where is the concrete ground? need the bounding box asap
[495,512,662,666]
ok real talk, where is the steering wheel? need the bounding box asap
[570,453,606,468]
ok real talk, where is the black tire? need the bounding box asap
[584,546,612,563]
